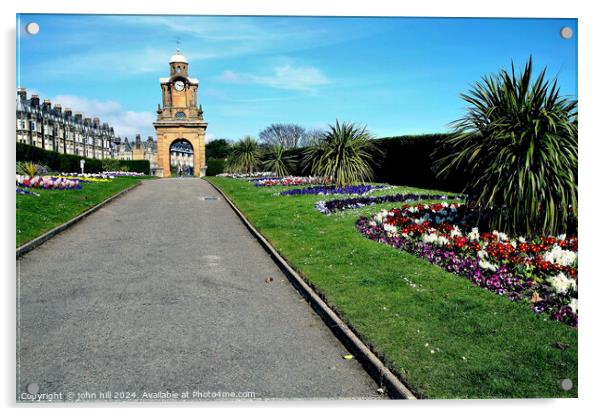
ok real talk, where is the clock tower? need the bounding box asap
[154,48,208,177]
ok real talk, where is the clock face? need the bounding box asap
[176,111,186,119]
[174,80,185,91]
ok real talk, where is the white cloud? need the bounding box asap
[219,70,242,83]
[219,64,330,93]
[52,95,154,139]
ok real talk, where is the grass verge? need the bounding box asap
[207,176,577,399]
[16,176,152,247]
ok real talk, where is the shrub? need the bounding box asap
[102,159,121,172]
[434,58,578,236]
[262,144,295,176]
[206,139,232,159]
[226,136,262,174]
[303,121,379,187]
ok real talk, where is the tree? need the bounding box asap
[302,120,378,187]
[225,136,262,174]
[303,128,326,146]
[434,58,578,236]
[263,144,295,176]
[206,139,232,159]
[258,123,307,149]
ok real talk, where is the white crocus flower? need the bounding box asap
[437,235,449,246]
[383,223,398,237]
[450,225,462,238]
[548,272,577,294]
[468,228,480,242]
[569,298,578,312]
[478,259,498,271]
[493,230,509,241]
[422,233,439,245]
[543,245,578,267]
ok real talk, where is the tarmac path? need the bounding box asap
[17,178,380,401]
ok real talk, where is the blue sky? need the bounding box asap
[16,15,577,141]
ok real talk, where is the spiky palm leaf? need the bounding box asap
[263,144,294,177]
[303,121,378,187]
[435,58,578,236]
[17,161,41,177]
[226,136,262,174]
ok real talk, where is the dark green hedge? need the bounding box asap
[369,134,468,193]
[206,158,225,176]
[17,142,102,173]
[257,134,469,192]
[16,143,150,174]
[119,160,150,175]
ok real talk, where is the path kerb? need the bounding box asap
[206,179,418,400]
[16,182,142,258]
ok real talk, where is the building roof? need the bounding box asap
[16,88,115,131]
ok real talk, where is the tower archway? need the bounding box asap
[169,139,194,176]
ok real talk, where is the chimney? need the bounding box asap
[93,117,100,128]
[54,104,62,113]
[65,108,73,118]
[30,94,40,107]
[84,116,92,126]
[74,112,83,123]
[17,87,27,101]
[42,99,52,111]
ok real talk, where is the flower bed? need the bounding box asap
[103,171,145,177]
[316,192,465,214]
[357,203,578,327]
[254,176,334,187]
[249,177,283,182]
[60,171,144,178]
[16,187,39,196]
[17,175,82,190]
[281,184,385,196]
[217,172,276,179]
[57,175,112,183]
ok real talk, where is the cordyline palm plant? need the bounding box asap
[435,58,578,236]
[263,144,295,177]
[225,136,262,174]
[303,121,378,187]
[16,161,42,177]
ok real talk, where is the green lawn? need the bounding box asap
[16,176,151,247]
[206,176,578,399]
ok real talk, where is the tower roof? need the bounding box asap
[169,51,188,64]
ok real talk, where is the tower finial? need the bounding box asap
[176,38,181,54]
